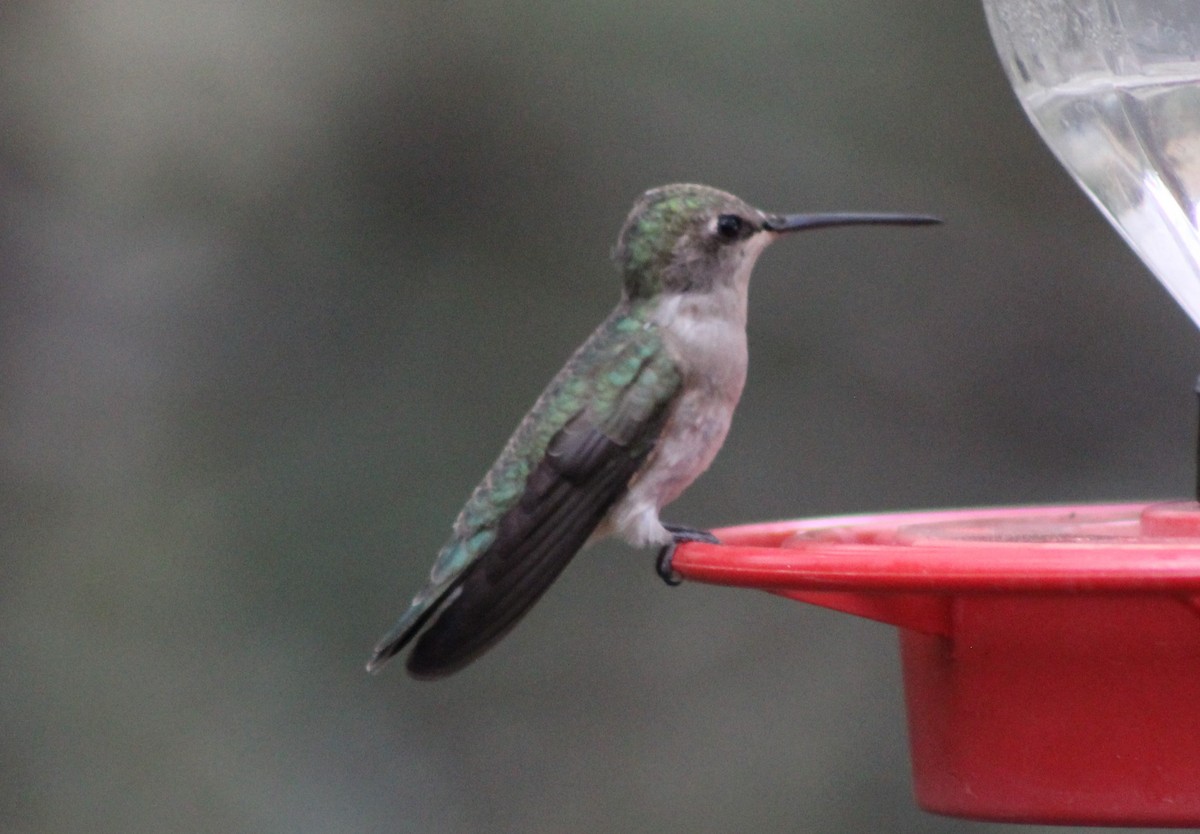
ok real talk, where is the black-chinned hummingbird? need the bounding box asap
[368,183,938,679]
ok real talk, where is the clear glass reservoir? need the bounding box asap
[982,0,1200,328]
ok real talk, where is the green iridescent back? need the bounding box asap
[384,297,682,642]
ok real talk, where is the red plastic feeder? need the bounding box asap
[672,501,1200,827]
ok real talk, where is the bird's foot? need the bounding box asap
[656,525,721,586]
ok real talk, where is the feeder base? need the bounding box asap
[904,595,1200,827]
[673,502,1200,827]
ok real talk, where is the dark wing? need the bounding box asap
[402,406,668,678]
[366,309,680,679]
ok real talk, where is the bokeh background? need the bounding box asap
[3,2,1198,832]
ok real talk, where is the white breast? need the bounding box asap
[603,287,750,547]
[600,231,770,547]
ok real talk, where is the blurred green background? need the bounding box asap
[3,2,1198,832]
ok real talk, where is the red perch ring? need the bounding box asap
[671,502,1200,827]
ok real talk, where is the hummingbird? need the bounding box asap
[368,183,938,679]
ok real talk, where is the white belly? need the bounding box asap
[604,293,749,547]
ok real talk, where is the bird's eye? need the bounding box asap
[715,214,746,240]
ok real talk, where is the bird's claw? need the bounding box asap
[657,525,720,586]
[656,544,684,586]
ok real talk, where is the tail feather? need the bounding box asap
[365,582,460,674]
[367,380,674,678]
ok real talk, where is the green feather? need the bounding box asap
[370,298,682,663]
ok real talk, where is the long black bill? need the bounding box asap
[762,213,941,233]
